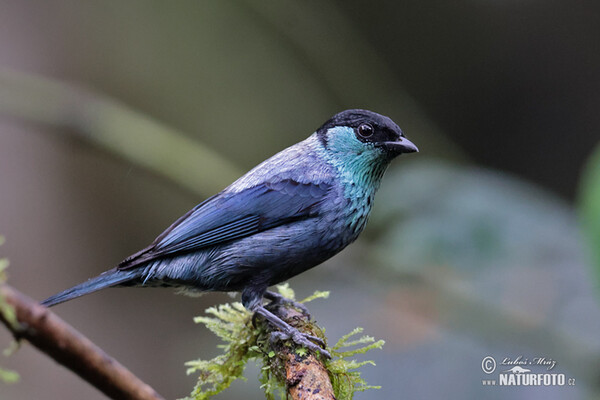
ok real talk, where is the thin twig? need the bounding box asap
[0,283,164,400]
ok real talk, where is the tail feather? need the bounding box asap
[41,268,142,307]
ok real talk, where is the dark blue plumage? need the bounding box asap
[42,109,418,357]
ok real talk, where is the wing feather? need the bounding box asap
[118,179,331,269]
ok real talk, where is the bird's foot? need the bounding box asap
[253,304,330,359]
[264,290,310,317]
[270,329,331,359]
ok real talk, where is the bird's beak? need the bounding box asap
[380,136,419,155]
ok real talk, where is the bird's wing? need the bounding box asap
[118,179,332,269]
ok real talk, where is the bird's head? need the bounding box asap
[316,109,417,174]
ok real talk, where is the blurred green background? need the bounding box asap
[1,1,600,399]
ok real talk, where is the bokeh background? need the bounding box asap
[1,1,600,399]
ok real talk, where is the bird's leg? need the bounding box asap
[242,287,329,358]
[263,290,310,316]
[253,305,330,359]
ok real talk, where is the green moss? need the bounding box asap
[0,367,19,384]
[183,284,383,400]
[183,302,256,399]
[328,327,385,398]
[0,236,20,384]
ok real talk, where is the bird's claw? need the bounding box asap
[252,300,328,358]
[264,290,311,317]
[304,333,326,347]
[270,330,331,359]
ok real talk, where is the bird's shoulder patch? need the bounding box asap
[264,179,330,198]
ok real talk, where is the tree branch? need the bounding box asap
[267,304,335,399]
[0,283,164,400]
[285,353,335,400]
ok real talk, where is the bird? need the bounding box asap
[41,109,418,357]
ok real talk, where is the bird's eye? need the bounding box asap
[357,123,374,138]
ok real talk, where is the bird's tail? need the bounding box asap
[41,268,142,307]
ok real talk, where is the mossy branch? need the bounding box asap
[185,284,384,400]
